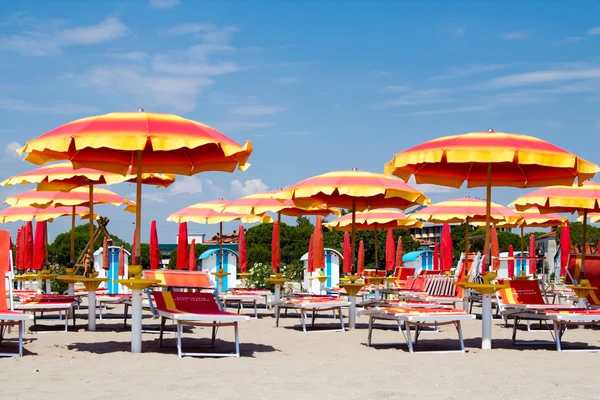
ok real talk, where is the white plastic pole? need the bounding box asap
[349,296,356,329]
[88,290,97,331]
[45,279,51,294]
[481,294,492,349]
[131,288,143,353]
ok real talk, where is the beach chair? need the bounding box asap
[152,291,249,358]
[0,271,31,357]
[362,306,475,353]
[15,294,78,332]
[275,295,349,333]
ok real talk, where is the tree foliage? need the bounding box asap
[557,222,600,253]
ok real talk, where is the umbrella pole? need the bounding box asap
[277,212,281,274]
[374,223,378,270]
[520,225,525,274]
[135,150,142,266]
[483,163,492,274]
[88,182,94,276]
[70,206,76,265]
[351,198,356,275]
[219,222,223,271]
[581,210,588,280]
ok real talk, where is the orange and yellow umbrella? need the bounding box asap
[17,110,253,269]
[324,208,422,270]
[511,181,600,278]
[410,197,520,224]
[275,169,430,274]
[0,161,175,192]
[220,190,338,217]
[168,200,271,273]
[0,205,95,223]
[4,187,135,212]
[384,129,598,272]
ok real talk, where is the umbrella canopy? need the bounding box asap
[384,131,598,189]
[150,220,159,270]
[271,221,281,273]
[24,221,33,270]
[219,190,339,217]
[189,239,196,271]
[238,226,247,273]
[312,216,325,271]
[411,197,520,224]
[560,222,571,278]
[385,130,598,274]
[511,182,600,278]
[4,187,136,212]
[32,221,46,271]
[385,230,395,271]
[507,245,515,278]
[0,161,175,192]
[395,237,403,269]
[167,199,270,225]
[342,232,351,274]
[276,169,429,275]
[490,225,499,271]
[307,234,315,273]
[433,244,439,269]
[529,234,537,275]
[357,240,365,276]
[118,245,125,277]
[102,236,109,271]
[324,208,423,231]
[0,205,95,223]
[440,223,452,272]
[176,222,188,270]
[15,227,22,271]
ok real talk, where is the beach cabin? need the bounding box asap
[402,250,435,275]
[301,248,341,294]
[94,246,130,294]
[497,251,530,278]
[198,248,238,291]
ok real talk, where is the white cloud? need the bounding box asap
[282,131,310,136]
[374,87,454,108]
[81,65,214,113]
[107,51,148,61]
[431,64,511,81]
[502,31,528,40]
[161,23,238,44]
[408,177,455,194]
[377,85,411,94]
[0,98,101,114]
[168,176,204,195]
[148,0,181,8]
[232,105,286,116]
[553,36,586,46]
[231,179,268,197]
[0,16,128,56]
[4,142,21,159]
[480,67,600,89]
[587,27,600,35]
[274,76,299,85]
[161,23,215,36]
[454,27,465,36]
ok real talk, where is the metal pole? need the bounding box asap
[581,209,588,280]
[351,198,356,274]
[135,150,143,266]
[483,163,492,273]
[88,182,94,276]
[88,290,97,331]
[70,207,76,265]
[131,288,142,352]
[374,223,378,269]
[520,225,525,274]
[481,294,492,349]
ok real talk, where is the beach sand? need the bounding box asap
[1,300,599,400]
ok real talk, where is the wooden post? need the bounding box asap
[520,225,525,274]
[351,198,356,274]
[87,182,94,276]
[135,150,142,266]
[219,222,223,270]
[374,223,378,269]
[483,163,492,273]
[70,206,76,264]
[581,209,588,280]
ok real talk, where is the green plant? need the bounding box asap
[246,262,275,290]
[282,262,304,282]
[48,264,68,294]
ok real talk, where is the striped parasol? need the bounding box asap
[0,205,95,223]
[511,181,600,278]
[4,187,135,212]
[384,129,599,273]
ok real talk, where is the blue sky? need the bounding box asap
[1,0,599,244]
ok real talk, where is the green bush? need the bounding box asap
[282,262,304,282]
[48,264,69,294]
[246,262,275,290]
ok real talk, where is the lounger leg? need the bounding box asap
[553,321,562,352]
[367,316,373,346]
[254,300,257,319]
[338,307,345,331]
[211,325,217,348]
[405,321,414,353]
[512,317,519,346]
[0,324,4,345]
[311,311,316,328]
[301,309,307,333]
[123,303,129,328]
[64,312,68,332]
[457,321,465,352]
[275,305,281,327]
[72,306,76,329]
[159,317,166,348]
[234,322,240,357]
[177,322,183,358]
[19,321,24,357]
[33,312,36,327]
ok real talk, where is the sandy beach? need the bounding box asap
[1,299,599,400]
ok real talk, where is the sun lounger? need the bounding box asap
[219,292,263,318]
[362,306,475,353]
[15,295,77,332]
[152,291,249,358]
[274,296,349,333]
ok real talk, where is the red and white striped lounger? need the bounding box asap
[362,306,475,353]
[0,310,31,356]
[153,291,250,358]
[15,295,77,332]
[219,292,264,318]
[543,309,600,351]
[97,294,131,320]
[275,296,350,333]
